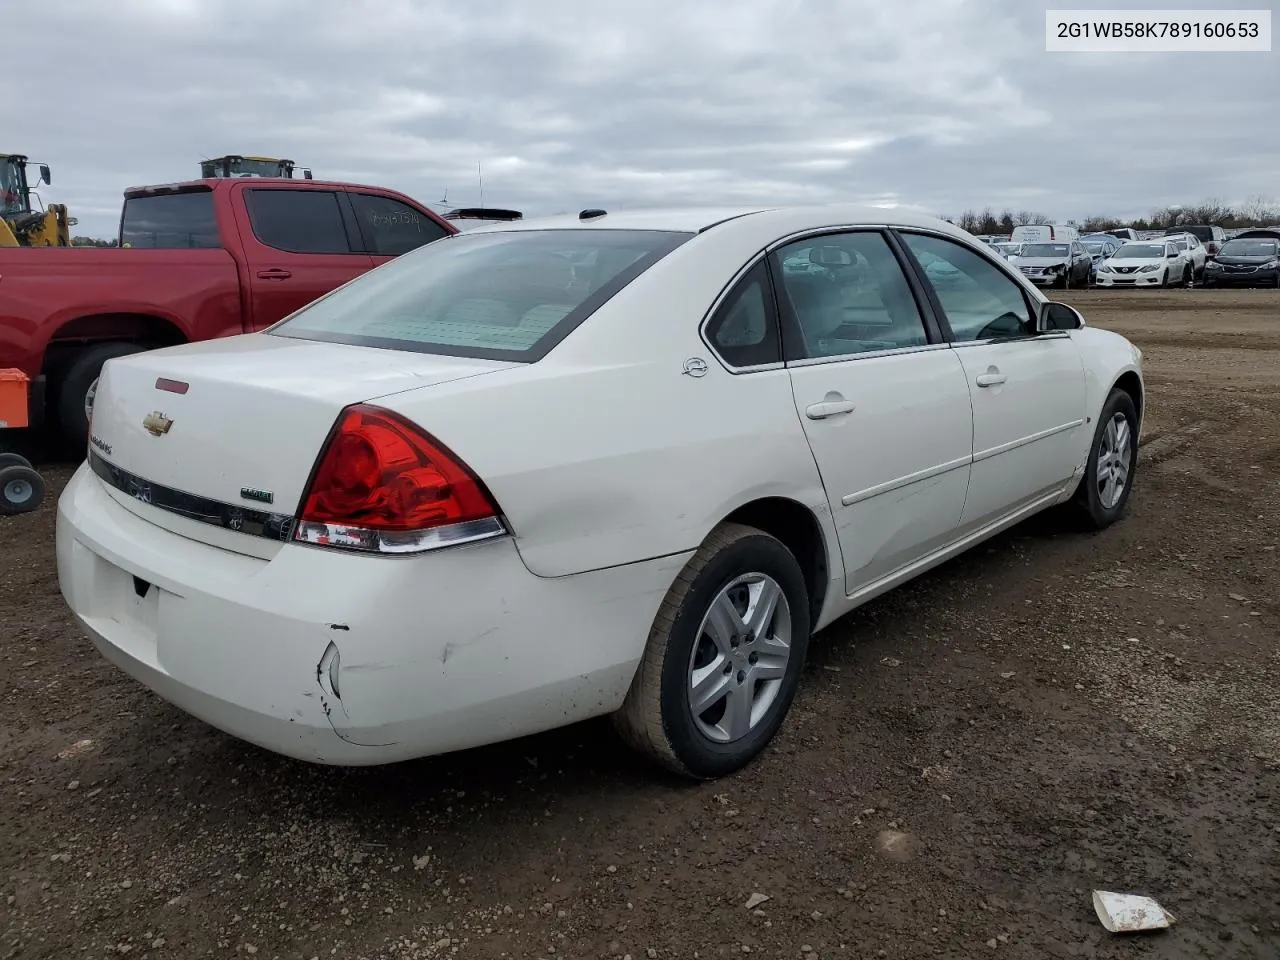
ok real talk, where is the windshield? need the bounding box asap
[270,229,692,361]
[1021,243,1069,257]
[1218,239,1279,257]
[1083,241,1110,254]
[1117,244,1167,259]
[0,158,25,216]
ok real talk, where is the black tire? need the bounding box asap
[614,522,812,779]
[1183,265,1193,288]
[1073,387,1139,530]
[0,464,45,516]
[1203,278,1216,288]
[0,451,34,470]
[55,342,145,451]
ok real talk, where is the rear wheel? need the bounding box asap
[1073,388,1138,529]
[56,342,145,452]
[614,522,811,779]
[0,452,34,470]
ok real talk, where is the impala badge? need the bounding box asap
[142,411,173,437]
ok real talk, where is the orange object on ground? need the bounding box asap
[0,368,31,429]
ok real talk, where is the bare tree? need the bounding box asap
[1081,215,1119,232]
[1183,199,1233,224]
[1237,194,1279,225]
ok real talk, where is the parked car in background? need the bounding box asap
[1103,228,1140,242]
[443,207,524,231]
[1015,240,1092,288]
[992,241,1022,261]
[1094,240,1191,287]
[1166,224,1225,258]
[1082,235,1123,278]
[0,177,456,447]
[1201,236,1280,287]
[1163,232,1207,280]
[1011,224,1079,244]
[56,204,1144,778]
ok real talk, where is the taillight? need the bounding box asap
[294,404,505,554]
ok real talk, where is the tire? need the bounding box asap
[55,342,145,451]
[1183,265,1193,288]
[614,522,812,779]
[1203,278,1216,288]
[1072,388,1139,530]
[0,451,34,470]
[0,464,45,516]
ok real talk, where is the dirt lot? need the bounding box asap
[2,289,1278,959]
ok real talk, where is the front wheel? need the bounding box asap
[614,522,811,779]
[1073,388,1139,529]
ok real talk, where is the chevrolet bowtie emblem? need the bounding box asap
[142,411,173,437]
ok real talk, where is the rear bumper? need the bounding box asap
[56,464,690,765]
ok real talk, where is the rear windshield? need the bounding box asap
[120,190,221,249]
[269,229,691,361]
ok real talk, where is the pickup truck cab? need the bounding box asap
[0,177,455,446]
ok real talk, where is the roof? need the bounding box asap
[123,177,420,196]
[462,203,961,235]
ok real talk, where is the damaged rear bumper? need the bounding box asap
[56,464,689,765]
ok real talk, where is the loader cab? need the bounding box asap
[0,153,50,217]
[199,155,313,180]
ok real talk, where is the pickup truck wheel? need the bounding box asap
[57,343,145,451]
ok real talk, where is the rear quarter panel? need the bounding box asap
[375,227,835,580]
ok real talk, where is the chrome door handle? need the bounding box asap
[805,399,856,419]
[975,373,1007,388]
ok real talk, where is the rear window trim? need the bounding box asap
[268,228,695,363]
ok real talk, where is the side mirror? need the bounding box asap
[1039,301,1084,332]
[38,164,51,185]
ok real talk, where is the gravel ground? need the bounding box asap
[2,289,1278,959]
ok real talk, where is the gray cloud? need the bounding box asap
[6,0,1276,238]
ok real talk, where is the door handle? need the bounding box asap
[256,268,292,280]
[805,396,856,420]
[975,372,1007,388]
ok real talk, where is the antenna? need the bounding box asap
[477,161,484,209]
[439,185,449,205]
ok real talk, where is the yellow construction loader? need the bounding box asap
[199,155,313,179]
[0,154,74,247]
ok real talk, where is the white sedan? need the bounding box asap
[1095,240,1192,288]
[57,205,1144,779]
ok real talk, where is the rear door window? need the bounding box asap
[244,189,354,254]
[120,190,221,249]
[270,229,692,361]
[349,192,451,255]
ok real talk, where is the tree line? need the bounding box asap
[944,196,1280,235]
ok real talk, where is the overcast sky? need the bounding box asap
[7,0,1277,238]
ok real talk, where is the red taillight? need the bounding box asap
[295,404,504,554]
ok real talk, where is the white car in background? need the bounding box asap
[56,205,1144,779]
[1095,240,1192,288]
[1162,232,1207,280]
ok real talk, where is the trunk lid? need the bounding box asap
[88,334,517,549]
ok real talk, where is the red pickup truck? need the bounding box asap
[0,177,456,447]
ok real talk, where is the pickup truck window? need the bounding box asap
[350,192,451,256]
[244,189,354,255]
[120,191,221,249]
